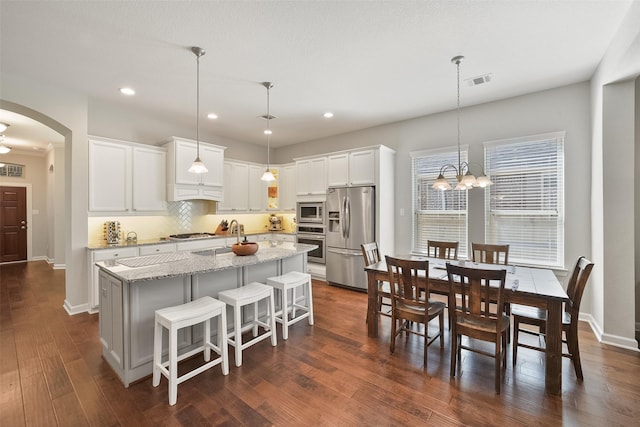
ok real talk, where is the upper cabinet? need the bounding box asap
[163,137,226,202]
[327,149,376,187]
[278,164,296,211]
[218,161,249,211]
[248,164,268,211]
[88,137,166,213]
[296,157,327,197]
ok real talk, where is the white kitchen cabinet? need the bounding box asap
[296,157,327,196]
[175,238,221,252]
[278,164,296,211]
[348,149,376,185]
[99,270,124,370]
[89,246,139,311]
[326,149,376,187]
[89,137,166,213]
[218,161,249,211]
[327,153,349,187]
[248,164,268,211]
[132,146,167,211]
[164,137,226,202]
[138,243,177,256]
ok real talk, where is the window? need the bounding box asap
[484,132,565,268]
[411,147,468,258]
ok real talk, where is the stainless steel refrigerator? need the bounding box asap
[326,186,375,290]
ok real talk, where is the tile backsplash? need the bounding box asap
[88,200,296,245]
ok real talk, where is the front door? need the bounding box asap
[0,186,27,262]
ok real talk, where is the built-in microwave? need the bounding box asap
[297,202,325,224]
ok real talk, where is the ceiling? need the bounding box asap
[0,1,634,152]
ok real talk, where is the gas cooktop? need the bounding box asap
[168,232,216,240]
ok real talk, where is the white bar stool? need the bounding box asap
[218,282,277,367]
[266,271,314,340]
[152,296,229,406]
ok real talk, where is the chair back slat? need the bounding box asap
[447,263,507,320]
[565,256,594,316]
[385,256,430,306]
[471,243,509,265]
[427,240,459,260]
[361,242,381,266]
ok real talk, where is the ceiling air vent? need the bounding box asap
[465,73,492,87]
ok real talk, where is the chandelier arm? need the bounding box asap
[438,163,459,176]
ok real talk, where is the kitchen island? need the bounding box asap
[96,241,316,387]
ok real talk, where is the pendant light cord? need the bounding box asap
[196,52,201,159]
[266,85,270,167]
[456,58,461,173]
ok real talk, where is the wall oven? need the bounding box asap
[296,224,326,264]
[297,202,325,224]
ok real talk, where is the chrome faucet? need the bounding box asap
[229,219,241,243]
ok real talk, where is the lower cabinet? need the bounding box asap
[97,252,306,387]
[89,247,139,312]
[99,271,124,371]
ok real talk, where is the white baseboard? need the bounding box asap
[31,255,47,262]
[63,299,89,316]
[582,312,639,352]
[52,263,66,270]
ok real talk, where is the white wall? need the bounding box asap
[1,73,88,314]
[589,1,640,349]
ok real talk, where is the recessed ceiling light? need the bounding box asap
[0,123,9,132]
[207,113,218,120]
[323,112,334,118]
[119,87,135,96]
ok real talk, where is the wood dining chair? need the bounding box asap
[427,240,459,260]
[471,243,512,336]
[512,256,594,381]
[386,256,445,370]
[471,243,509,265]
[446,263,509,394]
[361,243,391,319]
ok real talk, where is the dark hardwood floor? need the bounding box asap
[1,261,639,426]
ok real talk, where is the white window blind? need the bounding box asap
[411,147,468,258]
[484,132,565,268]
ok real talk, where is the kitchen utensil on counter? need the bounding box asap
[269,214,283,231]
[215,219,229,235]
[126,231,138,243]
[104,221,121,244]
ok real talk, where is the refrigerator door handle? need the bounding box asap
[341,196,347,238]
[345,195,351,239]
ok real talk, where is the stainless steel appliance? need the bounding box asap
[268,214,283,231]
[326,186,375,290]
[297,202,324,224]
[169,232,216,241]
[296,224,326,264]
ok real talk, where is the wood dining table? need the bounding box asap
[364,255,569,395]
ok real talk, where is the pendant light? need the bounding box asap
[188,46,208,174]
[260,81,276,182]
[432,56,492,191]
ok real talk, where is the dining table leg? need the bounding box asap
[366,271,378,338]
[545,299,563,395]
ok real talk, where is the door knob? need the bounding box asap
[21,220,26,224]
[21,226,26,229]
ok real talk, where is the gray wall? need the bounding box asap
[277,82,593,310]
[88,99,269,163]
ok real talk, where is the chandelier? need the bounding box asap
[432,55,492,191]
[260,81,276,182]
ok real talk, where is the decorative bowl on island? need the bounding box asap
[232,242,259,256]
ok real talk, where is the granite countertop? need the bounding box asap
[96,240,315,283]
[87,231,297,250]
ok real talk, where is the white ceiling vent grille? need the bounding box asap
[465,73,492,86]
